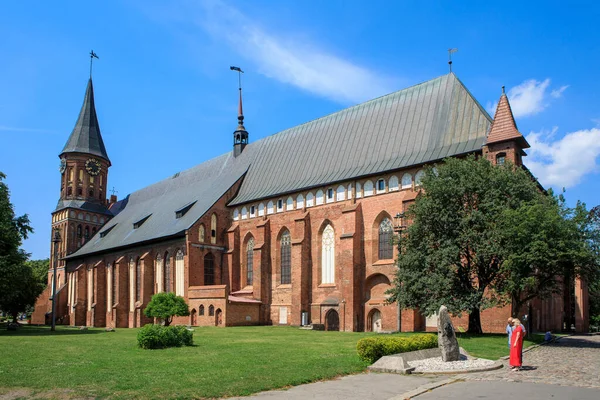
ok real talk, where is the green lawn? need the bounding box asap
[0,325,545,399]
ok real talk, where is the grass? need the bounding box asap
[457,332,546,360]
[0,324,546,399]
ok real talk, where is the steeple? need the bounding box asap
[60,78,111,164]
[230,66,248,157]
[486,86,530,149]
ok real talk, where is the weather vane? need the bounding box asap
[230,66,245,123]
[448,48,458,72]
[90,50,99,78]
[230,66,244,91]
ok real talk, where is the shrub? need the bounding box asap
[356,333,438,364]
[137,324,194,349]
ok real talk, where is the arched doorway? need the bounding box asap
[190,309,197,326]
[368,309,382,332]
[215,309,223,326]
[325,309,339,331]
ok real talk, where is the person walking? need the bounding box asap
[506,317,514,350]
[510,318,524,371]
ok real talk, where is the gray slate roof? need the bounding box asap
[68,73,491,259]
[61,79,110,163]
[55,199,113,215]
[230,73,491,205]
[68,153,250,258]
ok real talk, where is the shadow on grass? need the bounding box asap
[0,324,105,336]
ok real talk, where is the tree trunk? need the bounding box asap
[164,317,171,327]
[11,311,18,323]
[467,308,483,333]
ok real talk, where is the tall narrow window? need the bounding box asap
[87,268,93,311]
[164,252,171,293]
[175,250,184,296]
[321,224,335,284]
[281,231,291,284]
[199,304,205,315]
[155,254,163,293]
[107,264,112,309]
[204,253,215,285]
[378,218,394,260]
[136,258,142,302]
[129,258,135,311]
[112,262,117,306]
[199,224,205,242]
[210,214,217,244]
[246,237,254,286]
[209,305,215,316]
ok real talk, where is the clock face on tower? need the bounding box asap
[59,159,66,174]
[85,158,101,176]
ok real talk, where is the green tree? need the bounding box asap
[387,156,582,333]
[585,205,600,326]
[498,195,598,316]
[26,258,50,287]
[144,292,190,326]
[0,172,34,322]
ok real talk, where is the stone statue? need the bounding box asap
[437,305,460,361]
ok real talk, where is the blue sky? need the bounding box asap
[1,0,599,260]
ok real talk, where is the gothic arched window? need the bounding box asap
[155,254,163,293]
[210,214,217,244]
[401,173,412,189]
[199,304,205,315]
[175,250,184,296]
[378,218,394,260]
[199,224,205,243]
[204,253,215,285]
[280,231,291,284]
[129,257,135,311]
[321,224,335,284]
[164,252,171,293]
[111,262,117,306]
[136,258,142,302]
[246,237,254,286]
[209,304,215,316]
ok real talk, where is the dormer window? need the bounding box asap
[133,215,151,229]
[175,201,197,219]
[496,152,506,165]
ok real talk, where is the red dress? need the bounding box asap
[509,325,523,367]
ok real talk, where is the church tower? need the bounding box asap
[50,78,112,288]
[483,86,530,166]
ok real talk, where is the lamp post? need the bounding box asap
[51,227,61,331]
[393,212,406,332]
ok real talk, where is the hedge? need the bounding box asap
[137,324,194,349]
[356,333,438,364]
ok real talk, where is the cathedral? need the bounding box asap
[32,72,589,333]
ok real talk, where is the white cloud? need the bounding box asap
[525,127,600,188]
[550,85,569,99]
[151,0,395,104]
[487,79,568,118]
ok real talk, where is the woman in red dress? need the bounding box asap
[509,318,524,371]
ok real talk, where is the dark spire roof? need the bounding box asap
[61,79,110,163]
[486,87,530,149]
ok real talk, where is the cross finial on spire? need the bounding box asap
[448,48,458,72]
[230,66,244,124]
[89,50,99,78]
[110,187,118,196]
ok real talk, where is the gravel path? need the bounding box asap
[464,334,600,389]
[408,354,496,372]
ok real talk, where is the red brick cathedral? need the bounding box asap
[32,73,589,333]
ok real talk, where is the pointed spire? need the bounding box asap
[486,87,530,149]
[61,79,110,163]
[237,87,245,129]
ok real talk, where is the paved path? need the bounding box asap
[233,334,600,399]
[229,373,444,400]
[464,334,600,389]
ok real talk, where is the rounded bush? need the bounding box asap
[356,333,437,364]
[137,324,194,349]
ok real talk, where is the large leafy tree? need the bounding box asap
[0,172,34,321]
[144,292,190,326]
[388,156,595,333]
